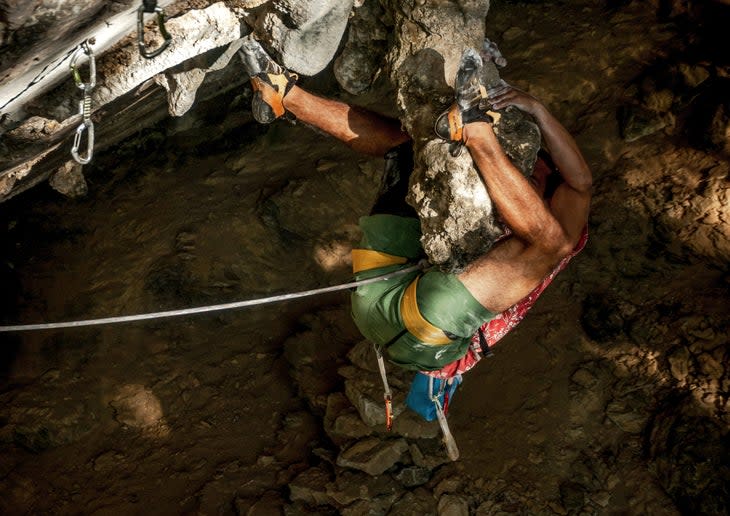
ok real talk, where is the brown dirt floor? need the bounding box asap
[1,1,728,514]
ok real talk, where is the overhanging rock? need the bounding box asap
[3,0,542,274]
[337,0,543,271]
[0,0,355,202]
[247,0,355,76]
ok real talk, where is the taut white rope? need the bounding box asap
[0,263,424,333]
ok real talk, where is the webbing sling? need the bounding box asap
[400,276,452,345]
[351,248,407,273]
[352,248,453,346]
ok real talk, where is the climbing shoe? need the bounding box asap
[481,37,507,68]
[434,48,494,149]
[238,35,298,124]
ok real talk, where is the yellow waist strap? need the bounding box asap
[352,249,408,273]
[400,276,453,346]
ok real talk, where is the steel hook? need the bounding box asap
[137,0,172,59]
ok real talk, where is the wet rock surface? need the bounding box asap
[1,1,730,515]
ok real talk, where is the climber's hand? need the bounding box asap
[488,84,542,116]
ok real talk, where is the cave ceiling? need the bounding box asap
[0,0,360,202]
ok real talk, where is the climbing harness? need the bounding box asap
[69,40,96,165]
[0,262,425,333]
[137,0,172,59]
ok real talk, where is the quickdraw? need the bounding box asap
[69,39,96,165]
[374,344,394,431]
[137,0,172,59]
[375,339,461,460]
[429,376,460,461]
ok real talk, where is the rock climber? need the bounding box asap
[237,35,591,391]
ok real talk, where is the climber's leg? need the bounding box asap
[283,86,410,157]
[239,34,409,156]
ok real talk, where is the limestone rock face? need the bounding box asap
[3,0,542,270]
[248,0,355,76]
[407,140,502,269]
[334,0,389,95]
[405,104,540,270]
[336,0,542,270]
[0,0,356,201]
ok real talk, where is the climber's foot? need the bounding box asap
[434,48,493,145]
[238,35,298,124]
[481,37,507,68]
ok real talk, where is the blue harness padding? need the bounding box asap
[406,372,462,422]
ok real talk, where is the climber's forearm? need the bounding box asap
[464,123,566,247]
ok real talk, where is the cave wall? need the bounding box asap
[1,0,522,269]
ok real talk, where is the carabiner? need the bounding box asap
[71,120,95,165]
[69,40,96,91]
[137,0,172,59]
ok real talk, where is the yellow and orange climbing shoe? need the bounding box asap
[238,35,298,124]
[434,48,493,148]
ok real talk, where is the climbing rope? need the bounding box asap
[0,262,425,333]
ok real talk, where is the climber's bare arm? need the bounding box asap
[489,85,592,241]
[456,87,592,312]
[283,86,411,156]
[456,122,574,312]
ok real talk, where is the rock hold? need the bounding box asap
[667,346,691,383]
[605,400,646,434]
[334,0,389,95]
[407,140,503,270]
[406,106,541,272]
[251,0,355,76]
[570,367,598,389]
[326,469,400,506]
[288,466,333,506]
[331,412,373,441]
[336,437,409,476]
[438,494,470,516]
[49,161,88,198]
[344,372,408,427]
[346,340,380,373]
[389,488,439,514]
[409,441,452,471]
[154,40,244,117]
[394,465,431,487]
